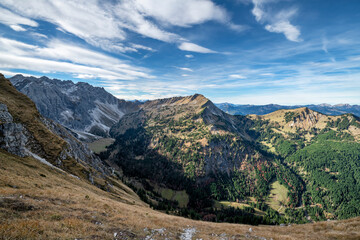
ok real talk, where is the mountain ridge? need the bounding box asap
[9,74,139,141]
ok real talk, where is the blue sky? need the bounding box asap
[0,0,359,104]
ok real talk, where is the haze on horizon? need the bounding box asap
[0,0,359,105]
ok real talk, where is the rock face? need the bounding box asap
[289,107,323,130]
[10,75,139,141]
[0,104,27,157]
[42,118,107,175]
[0,74,110,179]
[0,101,108,174]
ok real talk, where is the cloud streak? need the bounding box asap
[0,37,153,80]
[178,42,216,53]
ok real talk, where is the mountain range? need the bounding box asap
[216,103,360,117]
[1,73,360,239]
[10,74,139,141]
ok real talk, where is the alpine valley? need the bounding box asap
[1,73,359,239]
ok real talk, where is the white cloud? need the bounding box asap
[130,43,156,52]
[9,24,26,31]
[177,67,193,72]
[250,0,302,42]
[133,0,228,27]
[229,74,247,79]
[178,42,216,53]
[0,6,38,29]
[31,32,48,39]
[265,21,301,42]
[185,54,194,58]
[260,73,274,76]
[73,74,96,79]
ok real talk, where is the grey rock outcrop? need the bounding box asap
[0,104,27,157]
[0,104,13,123]
[42,118,108,175]
[0,102,108,175]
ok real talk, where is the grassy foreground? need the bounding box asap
[1,150,360,239]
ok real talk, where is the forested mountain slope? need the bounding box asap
[248,107,360,221]
[104,95,310,224]
[103,96,360,224]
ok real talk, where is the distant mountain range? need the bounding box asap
[10,74,139,141]
[216,103,360,117]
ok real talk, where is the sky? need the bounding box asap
[0,0,359,105]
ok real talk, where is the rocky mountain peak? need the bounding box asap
[141,93,210,110]
[8,74,139,141]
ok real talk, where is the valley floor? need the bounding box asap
[1,150,359,240]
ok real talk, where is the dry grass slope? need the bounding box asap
[1,149,360,239]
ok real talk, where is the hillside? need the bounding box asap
[105,94,308,224]
[104,95,360,225]
[217,103,360,117]
[9,74,139,141]
[249,107,360,141]
[2,150,360,239]
[248,107,360,221]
